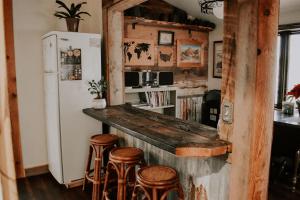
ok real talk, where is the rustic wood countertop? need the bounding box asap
[83,105,232,157]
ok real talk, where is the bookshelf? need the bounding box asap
[124,87,177,116]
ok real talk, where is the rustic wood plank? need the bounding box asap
[0,0,19,198]
[219,0,238,141]
[3,0,25,178]
[107,10,124,105]
[106,0,147,105]
[124,16,214,32]
[248,0,279,199]
[83,105,231,157]
[220,0,279,199]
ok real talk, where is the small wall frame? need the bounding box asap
[158,31,174,46]
[213,41,223,78]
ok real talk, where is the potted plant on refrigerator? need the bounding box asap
[54,0,91,32]
[287,84,300,115]
[88,78,107,109]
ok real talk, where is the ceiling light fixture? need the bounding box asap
[198,0,224,15]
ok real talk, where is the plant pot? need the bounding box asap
[65,18,79,32]
[93,98,106,109]
[282,101,294,115]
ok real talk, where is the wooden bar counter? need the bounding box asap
[83,104,232,199]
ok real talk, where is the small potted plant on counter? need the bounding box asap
[88,78,107,109]
[286,84,300,115]
[54,0,91,32]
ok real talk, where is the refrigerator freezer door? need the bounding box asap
[57,34,101,184]
[44,73,63,183]
[43,35,58,73]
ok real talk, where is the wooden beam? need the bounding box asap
[220,0,279,199]
[0,0,19,198]
[107,10,124,105]
[109,0,146,12]
[105,0,147,105]
[3,0,25,178]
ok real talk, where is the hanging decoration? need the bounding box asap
[198,0,224,16]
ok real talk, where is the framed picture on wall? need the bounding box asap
[123,38,155,66]
[213,41,223,78]
[177,39,203,68]
[158,31,174,46]
[158,46,174,67]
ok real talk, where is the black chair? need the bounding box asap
[201,90,221,128]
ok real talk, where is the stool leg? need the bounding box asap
[102,162,112,200]
[178,184,184,200]
[152,188,158,200]
[117,163,126,200]
[92,146,102,200]
[131,183,138,200]
[82,145,93,191]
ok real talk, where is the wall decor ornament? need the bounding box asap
[158,31,174,46]
[177,39,203,68]
[213,41,223,78]
[124,38,155,66]
[158,46,174,67]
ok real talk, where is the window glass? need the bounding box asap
[287,34,300,92]
[274,36,281,105]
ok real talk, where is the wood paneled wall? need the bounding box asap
[124,22,209,86]
[0,0,19,198]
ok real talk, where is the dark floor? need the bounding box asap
[18,173,300,200]
[269,182,300,200]
[17,173,92,200]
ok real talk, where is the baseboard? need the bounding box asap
[65,178,84,189]
[25,164,49,177]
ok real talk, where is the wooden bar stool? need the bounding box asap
[102,147,145,200]
[131,165,184,200]
[82,134,119,200]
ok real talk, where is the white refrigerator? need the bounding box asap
[42,31,102,185]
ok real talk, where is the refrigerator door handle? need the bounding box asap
[60,38,69,41]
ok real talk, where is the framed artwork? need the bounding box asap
[177,39,203,67]
[124,38,155,66]
[158,31,174,46]
[158,46,174,67]
[213,41,223,78]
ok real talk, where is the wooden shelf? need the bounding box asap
[132,104,175,110]
[125,86,177,94]
[124,16,214,32]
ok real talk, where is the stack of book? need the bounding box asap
[144,91,171,107]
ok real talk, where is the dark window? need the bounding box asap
[275,28,300,108]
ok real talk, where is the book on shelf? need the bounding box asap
[144,91,171,107]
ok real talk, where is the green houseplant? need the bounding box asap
[54,0,91,32]
[88,78,107,109]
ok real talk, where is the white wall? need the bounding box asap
[13,0,102,168]
[279,10,300,25]
[207,22,223,90]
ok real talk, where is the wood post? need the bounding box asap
[0,0,19,199]
[220,0,279,199]
[103,0,147,106]
[3,0,25,178]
